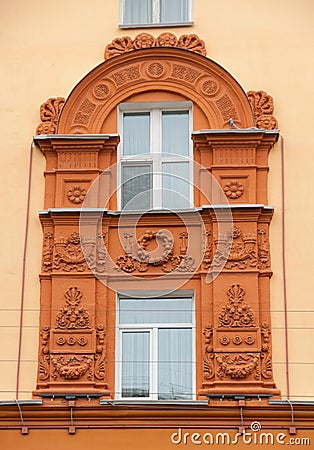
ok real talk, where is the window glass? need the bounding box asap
[122,164,152,210]
[160,0,189,23]
[122,331,150,397]
[162,161,191,209]
[121,0,191,26]
[158,328,192,399]
[119,297,192,324]
[162,111,189,156]
[118,296,193,400]
[123,0,152,24]
[123,112,150,156]
[119,103,192,210]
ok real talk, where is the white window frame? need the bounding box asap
[117,101,193,211]
[120,0,193,28]
[115,291,195,401]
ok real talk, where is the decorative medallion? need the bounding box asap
[147,62,165,78]
[93,83,110,99]
[223,179,244,199]
[201,78,219,96]
[105,33,206,59]
[67,185,87,204]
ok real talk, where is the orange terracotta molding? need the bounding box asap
[104,33,206,59]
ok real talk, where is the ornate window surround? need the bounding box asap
[34,34,280,403]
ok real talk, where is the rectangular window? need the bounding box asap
[117,296,194,400]
[118,102,193,210]
[120,0,192,27]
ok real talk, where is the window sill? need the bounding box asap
[100,400,207,406]
[119,21,194,29]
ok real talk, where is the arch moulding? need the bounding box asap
[57,47,255,134]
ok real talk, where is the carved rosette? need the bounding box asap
[36,97,65,135]
[67,185,87,204]
[247,90,278,130]
[212,226,257,270]
[105,33,206,59]
[116,229,195,274]
[37,287,108,389]
[223,180,244,199]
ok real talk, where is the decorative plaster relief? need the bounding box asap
[105,33,206,59]
[55,287,90,329]
[42,232,54,272]
[67,185,87,204]
[203,325,215,381]
[223,179,244,199]
[247,90,278,130]
[212,226,257,270]
[218,284,256,328]
[116,229,195,273]
[216,353,260,380]
[257,227,271,270]
[36,97,65,135]
[43,231,106,274]
[37,287,108,386]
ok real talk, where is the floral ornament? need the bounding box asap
[247,90,278,130]
[233,335,243,345]
[220,335,230,345]
[133,33,156,49]
[245,335,255,345]
[104,33,206,59]
[224,180,244,199]
[256,115,278,130]
[56,336,66,345]
[68,232,81,245]
[67,185,87,204]
[228,225,242,240]
[36,97,65,135]
[156,32,178,47]
[67,336,76,345]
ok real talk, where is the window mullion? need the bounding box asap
[152,109,162,208]
[151,327,158,400]
[152,0,160,23]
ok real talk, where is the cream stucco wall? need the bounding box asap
[0,0,313,400]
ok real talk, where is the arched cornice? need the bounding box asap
[57,47,255,134]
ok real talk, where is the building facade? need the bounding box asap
[0,1,313,448]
